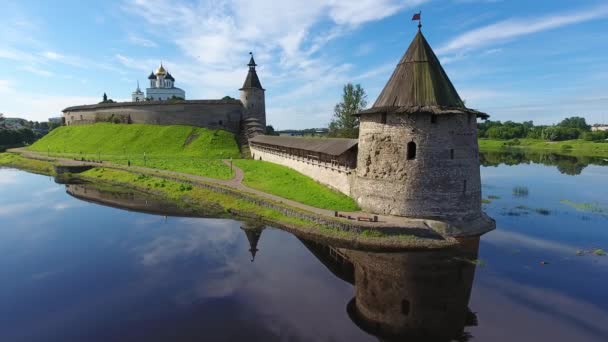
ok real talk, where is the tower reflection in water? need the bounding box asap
[66,181,479,341]
[300,238,480,342]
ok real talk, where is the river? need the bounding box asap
[0,151,607,341]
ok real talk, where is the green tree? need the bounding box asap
[328,83,367,138]
[265,125,279,136]
[558,116,590,131]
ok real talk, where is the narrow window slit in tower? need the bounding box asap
[401,299,410,316]
[450,149,455,159]
[463,180,467,193]
[381,113,387,124]
[407,141,416,160]
[431,114,437,124]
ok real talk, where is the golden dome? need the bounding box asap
[155,63,167,76]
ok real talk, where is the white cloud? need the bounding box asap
[19,65,54,77]
[0,79,13,93]
[437,4,608,55]
[121,0,429,128]
[126,33,158,48]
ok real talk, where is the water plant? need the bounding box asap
[593,249,607,256]
[535,208,551,215]
[560,200,607,214]
[513,186,529,197]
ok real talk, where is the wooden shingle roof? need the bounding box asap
[249,135,357,156]
[359,30,488,119]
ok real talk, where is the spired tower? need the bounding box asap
[354,28,490,224]
[239,53,266,133]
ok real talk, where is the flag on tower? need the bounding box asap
[412,12,421,21]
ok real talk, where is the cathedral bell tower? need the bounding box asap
[239,53,266,131]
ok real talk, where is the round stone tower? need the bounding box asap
[353,28,489,223]
[239,53,266,129]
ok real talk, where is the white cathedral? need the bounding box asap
[132,63,186,101]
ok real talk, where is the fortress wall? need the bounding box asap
[64,102,244,134]
[250,145,354,196]
[354,112,481,220]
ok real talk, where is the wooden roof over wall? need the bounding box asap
[249,135,358,156]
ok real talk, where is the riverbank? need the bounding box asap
[1,151,474,251]
[479,138,608,157]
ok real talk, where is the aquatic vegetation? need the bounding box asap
[481,199,492,204]
[535,208,551,215]
[512,186,529,197]
[488,195,501,200]
[560,200,607,214]
[593,249,607,256]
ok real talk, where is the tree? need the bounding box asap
[265,125,279,136]
[0,113,4,122]
[222,96,235,100]
[328,83,367,138]
[558,116,590,131]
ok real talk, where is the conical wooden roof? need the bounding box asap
[360,30,488,118]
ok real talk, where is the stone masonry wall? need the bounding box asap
[353,112,481,221]
[250,145,354,196]
[64,101,244,134]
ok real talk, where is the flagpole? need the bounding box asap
[418,11,422,30]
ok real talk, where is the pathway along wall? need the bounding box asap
[250,146,354,196]
[63,100,244,134]
[353,112,481,221]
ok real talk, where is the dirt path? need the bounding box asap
[8,148,479,233]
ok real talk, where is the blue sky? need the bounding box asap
[2,0,608,129]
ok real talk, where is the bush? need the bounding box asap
[542,126,581,141]
[582,131,608,141]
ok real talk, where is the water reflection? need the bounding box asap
[64,178,481,341]
[65,182,223,217]
[480,150,608,175]
[301,238,480,342]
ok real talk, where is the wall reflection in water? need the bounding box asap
[300,238,480,342]
[67,179,480,341]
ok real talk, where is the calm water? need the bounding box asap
[0,152,607,342]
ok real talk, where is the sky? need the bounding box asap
[1,0,608,129]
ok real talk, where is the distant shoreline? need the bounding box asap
[478,138,608,158]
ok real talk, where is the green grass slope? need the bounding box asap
[233,160,360,211]
[29,123,241,179]
[31,123,240,158]
[478,138,608,157]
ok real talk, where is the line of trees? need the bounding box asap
[478,117,608,142]
[0,114,61,147]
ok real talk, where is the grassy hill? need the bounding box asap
[29,123,241,179]
[234,160,360,211]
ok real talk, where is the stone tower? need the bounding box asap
[240,53,266,131]
[354,28,489,223]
